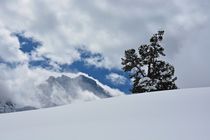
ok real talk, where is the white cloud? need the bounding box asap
[0,0,209,89]
[106,73,127,85]
[0,26,28,63]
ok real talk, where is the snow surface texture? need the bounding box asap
[0,87,209,140]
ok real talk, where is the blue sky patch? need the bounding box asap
[61,60,131,93]
[14,32,42,55]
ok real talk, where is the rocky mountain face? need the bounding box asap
[0,101,16,113]
[0,101,36,113]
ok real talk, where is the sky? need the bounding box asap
[0,0,210,103]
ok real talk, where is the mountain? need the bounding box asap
[0,87,209,140]
[0,101,36,113]
[0,101,16,113]
[0,74,124,113]
[37,74,123,108]
[44,74,113,99]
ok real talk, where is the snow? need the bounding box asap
[0,87,210,140]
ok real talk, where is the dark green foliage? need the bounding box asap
[122,31,177,93]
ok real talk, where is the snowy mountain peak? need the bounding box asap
[45,74,114,98]
[0,74,124,113]
[37,74,123,108]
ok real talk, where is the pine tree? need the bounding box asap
[121,31,177,93]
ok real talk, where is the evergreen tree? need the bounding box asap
[121,31,177,93]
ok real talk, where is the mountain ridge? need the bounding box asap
[0,74,124,113]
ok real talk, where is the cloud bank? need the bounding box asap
[0,0,210,97]
[0,63,124,108]
[106,73,127,85]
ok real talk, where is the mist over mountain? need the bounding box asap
[37,74,122,108]
[0,74,124,113]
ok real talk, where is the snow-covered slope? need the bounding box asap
[0,87,209,140]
